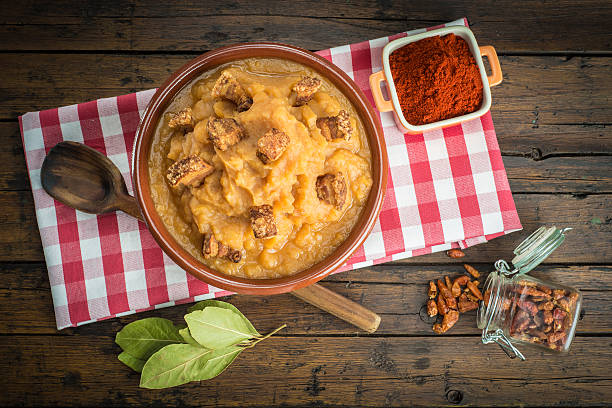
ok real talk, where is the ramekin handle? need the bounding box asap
[479,45,503,87]
[368,70,394,112]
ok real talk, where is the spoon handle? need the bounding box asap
[115,192,145,222]
[292,284,381,333]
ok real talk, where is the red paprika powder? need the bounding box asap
[389,34,483,126]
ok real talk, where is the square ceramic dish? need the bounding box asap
[369,25,502,134]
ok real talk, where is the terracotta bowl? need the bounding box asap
[132,43,388,295]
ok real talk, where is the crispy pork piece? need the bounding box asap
[316,172,347,210]
[166,155,214,188]
[292,76,322,106]
[206,117,246,151]
[202,233,241,263]
[202,233,219,259]
[249,205,277,238]
[218,242,242,263]
[211,71,252,112]
[256,128,290,164]
[168,107,195,130]
[316,110,352,141]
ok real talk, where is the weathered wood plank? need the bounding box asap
[493,56,612,126]
[0,191,609,263]
[0,53,179,120]
[0,123,27,190]
[6,0,612,21]
[4,122,611,192]
[0,263,607,335]
[1,1,611,52]
[6,262,609,291]
[495,123,611,157]
[0,191,42,260]
[2,54,611,126]
[504,156,612,193]
[1,334,611,407]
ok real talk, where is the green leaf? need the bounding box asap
[185,307,260,349]
[118,351,146,373]
[140,344,242,389]
[179,327,201,347]
[115,317,184,360]
[188,300,259,335]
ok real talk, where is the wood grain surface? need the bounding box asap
[1,1,611,51]
[1,1,611,407]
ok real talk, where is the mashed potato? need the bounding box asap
[149,58,372,278]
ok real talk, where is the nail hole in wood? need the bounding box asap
[446,389,463,404]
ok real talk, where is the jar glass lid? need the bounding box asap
[511,226,571,275]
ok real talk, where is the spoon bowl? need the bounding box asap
[41,141,142,220]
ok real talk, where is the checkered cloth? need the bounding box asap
[20,18,521,330]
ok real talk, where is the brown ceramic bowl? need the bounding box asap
[132,42,388,295]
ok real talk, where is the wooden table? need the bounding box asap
[1,1,611,406]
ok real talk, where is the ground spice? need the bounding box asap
[389,34,483,126]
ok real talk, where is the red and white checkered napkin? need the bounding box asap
[20,18,521,330]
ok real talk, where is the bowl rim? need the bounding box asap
[381,25,492,132]
[132,42,388,295]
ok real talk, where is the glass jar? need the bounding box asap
[477,226,582,360]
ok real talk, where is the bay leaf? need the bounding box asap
[118,351,146,373]
[179,327,200,347]
[140,344,241,389]
[188,299,259,335]
[185,307,259,349]
[115,317,183,360]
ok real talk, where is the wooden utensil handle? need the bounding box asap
[115,192,145,222]
[292,283,381,333]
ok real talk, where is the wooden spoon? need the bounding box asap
[41,141,380,333]
[41,141,143,221]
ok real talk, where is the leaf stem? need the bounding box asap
[242,324,287,349]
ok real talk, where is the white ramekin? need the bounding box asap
[369,25,502,134]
